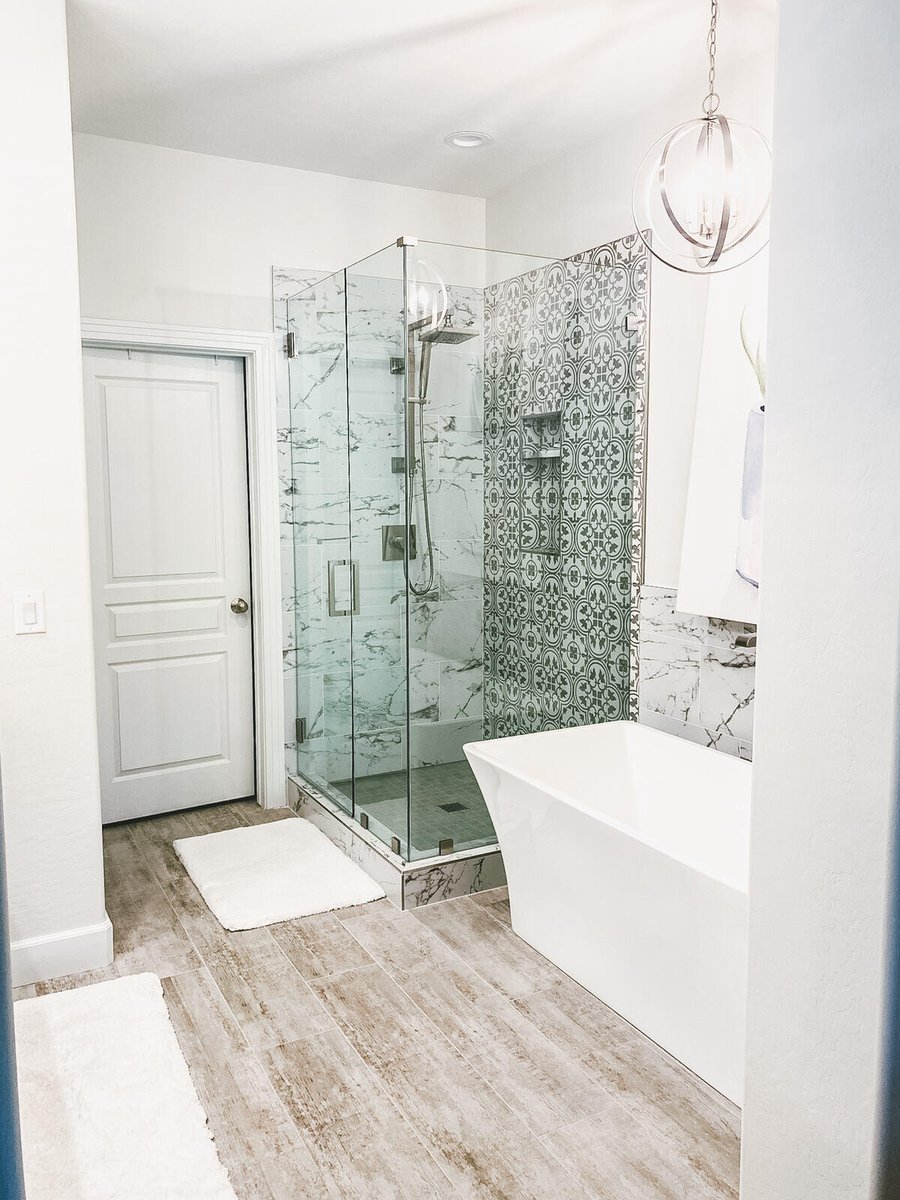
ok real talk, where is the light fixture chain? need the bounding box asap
[704,0,720,114]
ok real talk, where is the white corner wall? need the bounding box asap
[73,134,486,331]
[741,3,900,1196]
[0,1,110,985]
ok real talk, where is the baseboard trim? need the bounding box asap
[11,914,114,988]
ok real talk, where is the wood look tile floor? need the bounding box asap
[13,801,741,1199]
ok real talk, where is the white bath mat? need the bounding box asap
[174,816,385,930]
[14,973,236,1200]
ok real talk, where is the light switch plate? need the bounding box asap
[14,589,46,634]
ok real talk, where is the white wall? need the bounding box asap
[486,46,774,590]
[740,3,900,1196]
[73,134,486,331]
[0,1,110,985]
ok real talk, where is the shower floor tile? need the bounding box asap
[335,759,496,857]
[15,800,740,1200]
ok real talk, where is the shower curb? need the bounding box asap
[286,776,506,910]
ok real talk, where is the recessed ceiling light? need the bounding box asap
[444,131,493,149]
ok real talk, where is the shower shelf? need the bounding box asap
[521,407,562,422]
[521,447,561,462]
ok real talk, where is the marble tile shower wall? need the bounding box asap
[482,235,648,738]
[275,267,485,782]
[274,267,323,772]
[638,585,756,759]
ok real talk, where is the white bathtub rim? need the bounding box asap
[464,722,751,896]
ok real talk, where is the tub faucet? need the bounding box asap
[734,631,757,649]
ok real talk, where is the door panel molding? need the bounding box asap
[82,319,283,810]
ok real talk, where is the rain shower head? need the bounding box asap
[410,310,479,409]
[418,322,479,345]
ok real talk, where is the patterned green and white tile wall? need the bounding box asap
[482,234,649,738]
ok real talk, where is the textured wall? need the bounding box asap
[482,235,648,737]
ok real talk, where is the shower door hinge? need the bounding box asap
[285,332,297,358]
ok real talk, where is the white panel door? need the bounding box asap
[83,348,255,822]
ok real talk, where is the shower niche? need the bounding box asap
[520,408,563,556]
[284,238,555,862]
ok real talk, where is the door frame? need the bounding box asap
[81,319,284,810]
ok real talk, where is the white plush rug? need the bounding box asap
[14,973,236,1200]
[174,816,385,930]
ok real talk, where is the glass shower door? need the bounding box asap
[344,245,411,856]
[287,269,355,814]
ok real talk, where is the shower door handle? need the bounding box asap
[327,560,360,617]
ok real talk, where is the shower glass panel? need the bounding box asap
[404,242,555,857]
[287,269,354,815]
[343,248,409,855]
[286,240,568,861]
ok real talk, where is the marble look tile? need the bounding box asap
[350,614,404,671]
[349,661,437,730]
[638,585,707,644]
[422,346,485,423]
[354,728,404,776]
[273,266,323,303]
[638,635,701,724]
[291,488,352,543]
[639,707,743,758]
[700,647,756,743]
[403,854,508,907]
[437,538,483,601]
[297,617,353,675]
[636,587,756,760]
[408,717,483,769]
[410,597,482,664]
[294,670,325,740]
[439,416,483,487]
[706,615,758,651]
[321,672,352,737]
[296,735,354,791]
[439,659,483,723]
[428,474,484,541]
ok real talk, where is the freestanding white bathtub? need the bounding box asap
[464,721,751,1104]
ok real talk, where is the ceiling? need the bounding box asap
[66,0,776,198]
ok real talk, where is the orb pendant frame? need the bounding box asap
[633,114,772,275]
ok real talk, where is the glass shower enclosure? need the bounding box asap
[285,239,554,861]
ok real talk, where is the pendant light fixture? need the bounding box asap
[632,0,772,274]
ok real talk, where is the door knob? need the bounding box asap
[230,597,249,614]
